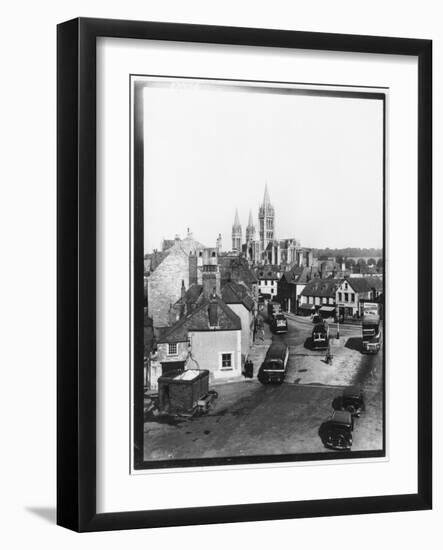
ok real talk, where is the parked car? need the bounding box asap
[318,411,354,450]
[340,386,365,417]
[257,342,289,385]
[270,313,288,334]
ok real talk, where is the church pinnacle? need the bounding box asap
[246,209,255,244]
[263,183,271,207]
[232,209,242,253]
[233,208,241,229]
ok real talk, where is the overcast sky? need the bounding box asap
[142,80,384,253]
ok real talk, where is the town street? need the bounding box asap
[143,313,384,462]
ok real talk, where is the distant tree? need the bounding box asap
[367,258,376,266]
[346,258,356,268]
[357,258,367,266]
[376,258,384,268]
[336,255,344,265]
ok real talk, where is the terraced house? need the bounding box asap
[299,278,342,317]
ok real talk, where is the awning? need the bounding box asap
[319,306,335,312]
[299,303,315,310]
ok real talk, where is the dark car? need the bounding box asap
[319,411,354,450]
[270,313,288,334]
[341,386,365,416]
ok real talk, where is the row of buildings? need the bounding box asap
[144,234,260,389]
[143,185,383,389]
[276,267,383,319]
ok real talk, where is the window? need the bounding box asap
[168,343,177,355]
[338,292,342,301]
[344,282,348,290]
[344,293,349,302]
[221,353,233,370]
[350,293,355,302]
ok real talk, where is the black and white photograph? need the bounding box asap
[134,77,386,467]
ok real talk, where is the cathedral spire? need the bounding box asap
[262,183,271,207]
[247,209,254,228]
[232,209,242,253]
[233,208,241,228]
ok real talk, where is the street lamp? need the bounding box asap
[336,305,340,339]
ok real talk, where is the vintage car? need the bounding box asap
[318,410,354,450]
[270,313,288,334]
[340,386,365,416]
[312,313,322,324]
[257,342,289,385]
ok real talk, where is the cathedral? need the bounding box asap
[232,185,313,269]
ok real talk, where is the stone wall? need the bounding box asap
[147,247,190,327]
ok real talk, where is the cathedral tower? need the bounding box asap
[232,209,242,253]
[258,184,275,253]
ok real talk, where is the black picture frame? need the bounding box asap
[57,17,432,532]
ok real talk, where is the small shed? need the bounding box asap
[158,369,210,414]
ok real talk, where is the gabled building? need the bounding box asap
[221,281,256,362]
[146,243,199,327]
[151,293,242,387]
[336,277,383,319]
[299,278,343,317]
[255,265,282,298]
[277,265,320,314]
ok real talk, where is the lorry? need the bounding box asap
[312,320,329,350]
[361,302,381,354]
[267,300,281,319]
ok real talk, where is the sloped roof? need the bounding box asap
[219,256,258,285]
[301,278,343,298]
[146,236,206,274]
[175,284,204,308]
[158,296,241,343]
[256,266,281,280]
[281,266,319,285]
[161,239,175,251]
[221,281,255,311]
[144,250,170,272]
[347,276,383,293]
[178,236,206,255]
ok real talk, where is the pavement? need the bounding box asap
[143,311,384,462]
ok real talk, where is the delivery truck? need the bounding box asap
[361,302,381,354]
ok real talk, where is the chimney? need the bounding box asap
[180,280,185,299]
[202,270,220,298]
[208,296,219,328]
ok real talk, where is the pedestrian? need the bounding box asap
[257,317,265,342]
[325,344,333,365]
